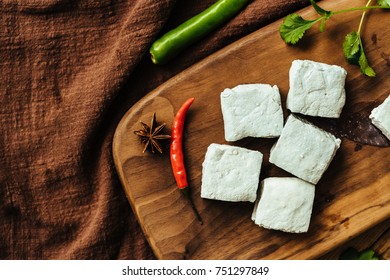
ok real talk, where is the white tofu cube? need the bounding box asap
[286,60,347,118]
[253,177,315,233]
[220,84,284,141]
[201,143,263,202]
[269,115,341,184]
[369,94,390,140]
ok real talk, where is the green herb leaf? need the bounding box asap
[358,249,379,260]
[340,247,379,260]
[343,31,376,77]
[310,0,333,18]
[279,14,317,44]
[359,49,376,77]
[343,31,361,65]
[377,0,390,7]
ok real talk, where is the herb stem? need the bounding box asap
[306,3,387,25]
[313,16,325,24]
[357,0,373,35]
[333,5,386,15]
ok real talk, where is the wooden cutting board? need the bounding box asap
[113,0,390,259]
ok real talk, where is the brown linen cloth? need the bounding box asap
[0,0,308,259]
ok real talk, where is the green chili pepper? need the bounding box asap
[149,0,250,65]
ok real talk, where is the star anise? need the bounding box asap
[133,113,171,154]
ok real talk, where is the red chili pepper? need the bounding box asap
[170,97,203,224]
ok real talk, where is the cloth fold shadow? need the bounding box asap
[0,0,307,259]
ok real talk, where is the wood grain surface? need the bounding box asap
[113,0,390,259]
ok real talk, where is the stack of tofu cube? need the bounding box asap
[201,59,348,233]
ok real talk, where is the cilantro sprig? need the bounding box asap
[280,0,390,77]
[377,0,390,7]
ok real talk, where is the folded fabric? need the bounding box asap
[0,0,308,259]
